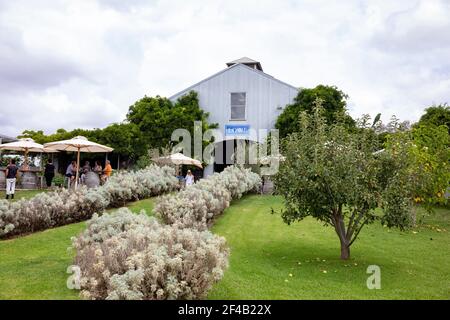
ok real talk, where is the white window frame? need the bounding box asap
[230,92,246,121]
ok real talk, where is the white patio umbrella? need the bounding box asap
[44,136,113,188]
[0,138,48,167]
[154,152,203,169]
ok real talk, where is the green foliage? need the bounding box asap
[19,91,217,162]
[135,153,153,170]
[0,156,21,167]
[20,128,94,144]
[275,85,355,138]
[126,95,174,150]
[53,174,65,187]
[274,99,413,259]
[96,123,145,160]
[416,104,450,134]
[20,124,144,161]
[385,124,450,213]
[126,91,217,153]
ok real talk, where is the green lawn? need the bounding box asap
[0,195,448,300]
[0,189,47,201]
[208,195,450,299]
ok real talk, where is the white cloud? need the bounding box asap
[0,0,449,136]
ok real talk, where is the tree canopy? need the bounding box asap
[275,85,355,138]
[384,123,450,221]
[126,91,217,153]
[273,99,414,260]
[415,104,450,134]
[20,91,216,163]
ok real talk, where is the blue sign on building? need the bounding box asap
[225,124,250,136]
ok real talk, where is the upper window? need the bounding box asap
[230,92,246,120]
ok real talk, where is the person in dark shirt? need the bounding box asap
[5,159,19,200]
[44,159,55,188]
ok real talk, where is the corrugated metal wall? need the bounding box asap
[170,64,298,143]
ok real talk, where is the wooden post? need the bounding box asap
[24,148,29,168]
[75,148,80,189]
[40,152,43,189]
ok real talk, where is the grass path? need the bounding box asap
[0,194,448,299]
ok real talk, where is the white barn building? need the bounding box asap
[170,57,299,176]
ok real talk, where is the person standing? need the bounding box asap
[5,159,19,200]
[185,170,194,186]
[103,160,112,177]
[94,161,103,176]
[44,159,55,188]
[101,160,112,184]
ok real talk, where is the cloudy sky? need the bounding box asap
[0,0,449,137]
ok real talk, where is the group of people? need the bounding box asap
[64,160,112,186]
[4,157,198,199]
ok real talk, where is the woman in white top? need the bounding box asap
[185,170,195,186]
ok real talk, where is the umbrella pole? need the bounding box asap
[24,149,28,168]
[75,148,80,189]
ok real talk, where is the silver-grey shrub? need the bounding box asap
[0,165,178,238]
[72,208,229,300]
[100,165,178,207]
[154,166,261,230]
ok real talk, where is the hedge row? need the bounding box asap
[154,166,262,230]
[0,165,178,238]
[72,166,261,300]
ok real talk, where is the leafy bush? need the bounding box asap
[0,165,178,238]
[72,208,229,300]
[155,166,261,230]
[53,173,65,187]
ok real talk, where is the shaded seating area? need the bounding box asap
[0,138,58,190]
[44,136,113,189]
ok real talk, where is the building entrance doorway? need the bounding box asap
[212,139,256,173]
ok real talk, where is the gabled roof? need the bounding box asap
[226,57,263,71]
[170,63,298,100]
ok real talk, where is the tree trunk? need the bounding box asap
[333,212,351,260]
[340,242,350,260]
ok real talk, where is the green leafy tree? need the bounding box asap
[126,95,174,150]
[415,104,450,134]
[19,128,93,144]
[384,124,450,223]
[275,85,355,138]
[126,91,217,157]
[274,99,413,260]
[96,123,145,160]
[20,124,145,168]
[19,91,216,165]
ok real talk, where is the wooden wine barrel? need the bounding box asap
[0,168,5,188]
[84,171,100,189]
[20,171,38,189]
